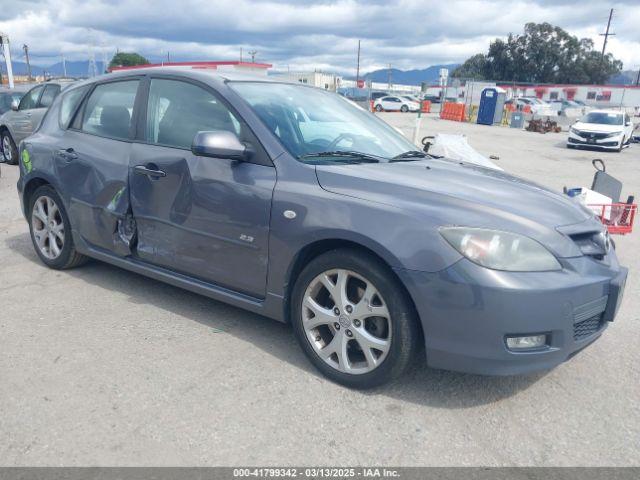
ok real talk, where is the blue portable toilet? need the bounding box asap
[477,87,506,125]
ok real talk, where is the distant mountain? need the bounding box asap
[1,60,106,78]
[356,64,461,86]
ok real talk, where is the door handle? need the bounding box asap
[57,148,78,161]
[134,165,166,178]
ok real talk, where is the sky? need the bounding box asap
[1,0,639,74]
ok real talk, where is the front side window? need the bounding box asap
[231,82,416,161]
[19,86,44,110]
[82,80,139,140]
[39,85,61,108]
[146,78,241,149]
[59,85,89,129]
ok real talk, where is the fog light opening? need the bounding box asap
[506,334,548,351]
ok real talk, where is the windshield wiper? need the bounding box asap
[299,151,381,163]
[390,150,428,162]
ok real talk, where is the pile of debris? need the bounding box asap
[526,118,563,134]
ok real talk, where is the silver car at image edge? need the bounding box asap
[15,67,627,388]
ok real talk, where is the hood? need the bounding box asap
[572,122,624,133]
[315,158,591,231]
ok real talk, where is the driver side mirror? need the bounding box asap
[11,100,19,111]
[191,131,253,161]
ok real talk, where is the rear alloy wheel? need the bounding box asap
[400,105,409,113]
[291,249,420,388]
[2,132,18,165]
[28,185,88,269]
[375,104,383,112]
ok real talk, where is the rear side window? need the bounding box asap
[59,86,89,129]
[81,80,139,140]
[39,85,61,108]
[19,86,43,110]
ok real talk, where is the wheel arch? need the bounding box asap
[22,176,53,216]
[282,238,423,341]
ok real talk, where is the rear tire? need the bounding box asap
[400,105,408,113]
[375,104,383,112]
[1,131,18,165]
[28,185,88,269]
[291,248,420,389]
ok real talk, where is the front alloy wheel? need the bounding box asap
[291,249,420,388]
[2,133,17,164]
[302,269,392,374]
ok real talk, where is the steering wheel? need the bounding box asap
[326,133,358,151]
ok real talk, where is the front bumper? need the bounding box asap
[395,252,626,375]
[568,131,623,149]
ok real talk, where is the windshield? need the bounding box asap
[230,82,417,162]
[581,112,623,125]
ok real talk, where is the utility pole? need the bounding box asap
[387,63,392,91]
[167,51,170,63]
[248,50,257,63]
[0,32,15,88]
[62,54,67,77]
[355,40,361,86]
[599,8,615,61]
[240,47,243,63]
[635,67,640,86]
[23,44,32,80]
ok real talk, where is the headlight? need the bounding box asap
[439,227,561,272]
[569,126,580,135]
[605,131,623,138]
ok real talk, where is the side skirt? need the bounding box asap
[74,234,286,322]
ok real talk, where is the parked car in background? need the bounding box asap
[0,87,28,116]
[549,99,587,116]
[17,68,626,388]
[1,79,75,164]
[568,109,634,151]
[369,91,388,101]
[511,97,556,116]
[422,94,441,104]
[374,95,420,112]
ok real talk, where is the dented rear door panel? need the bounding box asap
[53,129,132,256]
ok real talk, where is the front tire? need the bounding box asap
[28,185,88,269]
[375,104,383,112]
[1,131,18,165]
[618,137,626,152]
[400,105,409,113]
[291,249,420,388]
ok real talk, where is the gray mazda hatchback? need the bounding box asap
[16,68,627,388]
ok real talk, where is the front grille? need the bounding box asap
[576,130,609,140]
[574,314,603,341]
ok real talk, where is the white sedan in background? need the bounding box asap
[374,95,420,112]
[568,110,634,152]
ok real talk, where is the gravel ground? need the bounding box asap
[1,114,639,466]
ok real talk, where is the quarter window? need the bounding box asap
[19,86,44,110]
[81,80,139,140]
[145,79,241,149]
[59,86,90,129]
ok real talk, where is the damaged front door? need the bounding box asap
[128,77,276,299]
[54,79,142,256]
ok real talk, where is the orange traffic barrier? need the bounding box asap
[505,103,516,112]
[421,100,431,113]
[439,102,465,122]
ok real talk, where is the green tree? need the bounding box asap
[453,22,622,84]
[109,52,150,69]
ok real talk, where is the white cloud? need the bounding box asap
[1,0,638,73]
